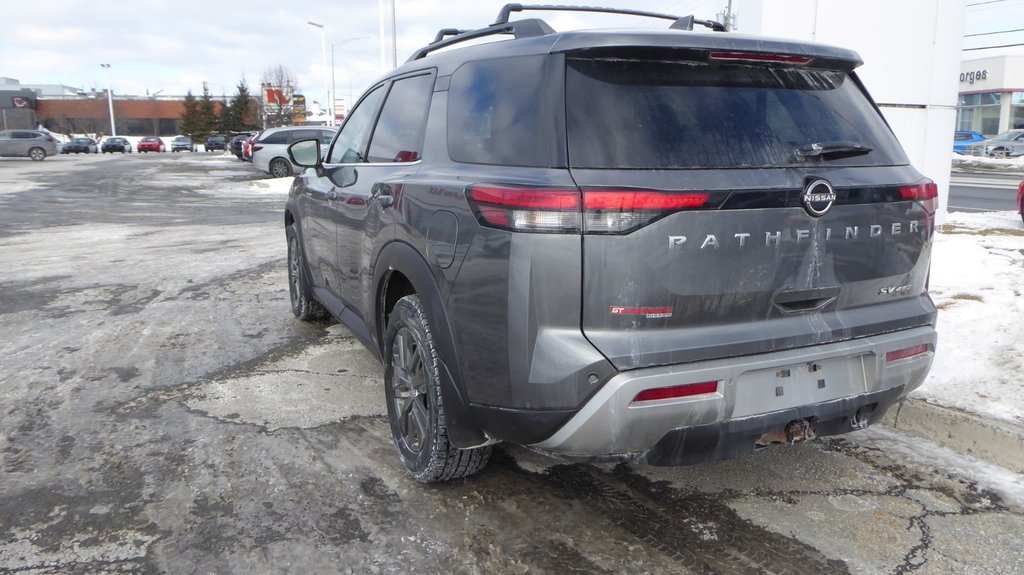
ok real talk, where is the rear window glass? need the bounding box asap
[566,58,907,169]
[448,55,560,167]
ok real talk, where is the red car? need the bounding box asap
[242,132,260,162]
[1018,180,1024,224]
[137,137,165,153]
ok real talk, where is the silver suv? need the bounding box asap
[0,130,58,161]
[252,126,336,177]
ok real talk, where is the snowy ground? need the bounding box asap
[922,210,1024,426]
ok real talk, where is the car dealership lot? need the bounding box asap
[1,154,1023,574]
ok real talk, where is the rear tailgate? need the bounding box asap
[565,52,936,370]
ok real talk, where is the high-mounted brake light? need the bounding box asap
[885,344,930,363]
[710,51,812,65]
[633,381,719,403]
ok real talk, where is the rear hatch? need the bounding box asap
[565,49,937,370]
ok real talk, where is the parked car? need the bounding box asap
[251,127,335,177]
[171,136,197,152]
[242,132,260,162]
[137,137,165,153]
[953,130,985,154]
[966,129,1024,157]
[101,137,132,153]
[230,132,255,159]
[283,5,937,483]
[204,134,228,151]
[0,129,58,161]
[61,137,99,154]
[1018,180,1024,224]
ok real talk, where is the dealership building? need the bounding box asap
[957,56,1024,136]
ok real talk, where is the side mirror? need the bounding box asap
[288,138,321,168]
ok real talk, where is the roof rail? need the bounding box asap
[409,3,726,62]
[494,4,727,32]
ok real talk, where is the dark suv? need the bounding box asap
[284,5,937,483]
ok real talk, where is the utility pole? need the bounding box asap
[718,0,737,31]
[100,64,116,136]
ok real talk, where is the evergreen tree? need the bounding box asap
[179,90,200,136]
[228,79,257,131]
[197,83,218,141]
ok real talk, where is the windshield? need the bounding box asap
[73,138,91,143]
[990,130,1023,142]
[566,58,908,169]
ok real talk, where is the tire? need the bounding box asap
[286,226,329,321]
[992,148,1008,159]
[28,147,46,161]
[384,294,492,483]
[269,158,292,178]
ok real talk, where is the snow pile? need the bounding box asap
[951,152,1024,172]
[921,210,1024,425]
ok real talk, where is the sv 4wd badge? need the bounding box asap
[879,284,912,296]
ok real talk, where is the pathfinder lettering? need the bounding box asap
[669,221,924,250]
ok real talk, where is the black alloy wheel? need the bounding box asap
[384,295,492,483]
[286,226,328,320]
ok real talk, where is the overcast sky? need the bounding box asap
[1,0,1020,106]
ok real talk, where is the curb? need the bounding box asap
[880,398,1024,474]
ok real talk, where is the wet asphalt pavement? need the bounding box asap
[1,153,1023,574]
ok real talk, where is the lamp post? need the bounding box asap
[307,21,328,125]
[331,36,369,123]
[100,64,115,136]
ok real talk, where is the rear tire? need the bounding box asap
[28,147,46,161]
[286,226,328,321]
[269,158,292,178]
[384,295,492,483]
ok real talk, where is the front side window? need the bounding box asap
[261,132,289,145]
[367,73,435,163]
[328,85,385,164]
[566,58,908,169]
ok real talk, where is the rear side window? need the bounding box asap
[566,58,908,169]
[367,73,434,163]
[261,131,289,145]
[448,55,562,167]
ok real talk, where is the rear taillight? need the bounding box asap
[468,185,581,233]
[633,381,719,403]
[583,190,709,233]
[710,52,812,65]
[898,181,938,201]
[252,145,263,152]
[467,185,710,234]
[885,344,930,363]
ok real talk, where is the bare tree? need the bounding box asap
[260,65,300,128]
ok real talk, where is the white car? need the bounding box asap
[252,127,336,177]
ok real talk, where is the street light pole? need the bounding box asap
[330,36,369,122]
[100,64,115,136]
[307,21,328,125]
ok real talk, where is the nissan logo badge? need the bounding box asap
[802,179,836,217]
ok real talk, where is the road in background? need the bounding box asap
[948,171,1020,213]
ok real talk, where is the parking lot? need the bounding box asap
[2,153,1023,574]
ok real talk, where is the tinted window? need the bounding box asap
[14,132,39,139]
[261,131,289,145]
[448,55,559,167]
[367,73,434,163]
[566,58,908,169]
[328,85,385,164]
[318,130,334,145]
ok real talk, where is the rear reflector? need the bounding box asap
[710,51,812,65]
[885,344,929,363]
[633,381,719,403]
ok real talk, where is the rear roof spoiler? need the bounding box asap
[409,3,727,61]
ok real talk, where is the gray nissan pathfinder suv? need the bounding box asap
[283,4,938,482]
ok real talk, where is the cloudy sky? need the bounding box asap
[1,0,1020,106]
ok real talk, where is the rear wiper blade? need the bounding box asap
[793,141,873,161]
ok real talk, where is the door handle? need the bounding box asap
[327,190,339,201]
[373,184,394,208]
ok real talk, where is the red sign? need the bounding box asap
[264,88,291,106]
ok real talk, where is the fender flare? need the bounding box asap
[374,241,486,448]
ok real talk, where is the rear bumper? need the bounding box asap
[529,326,935,464]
